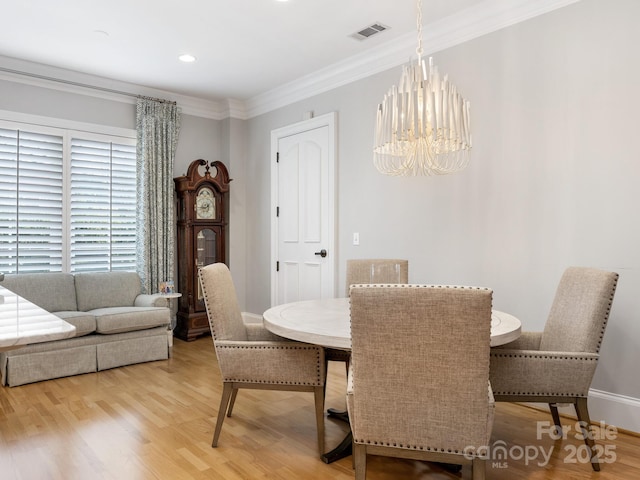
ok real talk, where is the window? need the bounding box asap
[0,128,64,273]
[70,138,137,272]
[0,120,136,274]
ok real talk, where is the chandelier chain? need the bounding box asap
[416,0,424,58]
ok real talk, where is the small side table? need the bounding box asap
[159,293,182,351]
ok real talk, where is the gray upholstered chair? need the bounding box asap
[347,284,494,480]
[490,266,619,471]
[198,263,327,453]
[328,259,410,367]
[344,258,409,296]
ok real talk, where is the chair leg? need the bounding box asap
[575,397,601,472]
[212,383,234,447]
[471,457,486,480]
[227,387,239,417]
[353,443,367,480]
[549,403,562,436]
[314,385,325,454]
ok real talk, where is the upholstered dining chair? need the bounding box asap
[347,284,495,480]
[198,263,327,453]
[327,259,410,368]
[490,266,619,471]
[344,258,409,296]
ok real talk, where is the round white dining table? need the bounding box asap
[263,297,521,464]
[263,297,522,350]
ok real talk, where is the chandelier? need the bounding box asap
[373,0,472,176]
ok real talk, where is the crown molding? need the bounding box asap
[0,0,580,121]
[245,0,581,118]
[0,55,227,120]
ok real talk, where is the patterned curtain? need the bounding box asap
[136,97,181,293]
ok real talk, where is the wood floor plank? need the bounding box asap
[1,336,639,479]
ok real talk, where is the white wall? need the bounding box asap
[245,0,640,430]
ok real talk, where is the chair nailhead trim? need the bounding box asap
[223,379,319,385]
[494,391,587,396]
[596,275,618,353]
[355,439,468,455]
[491,353,597,361]
[352,284,491,291]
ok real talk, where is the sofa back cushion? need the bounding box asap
[1,273,78,312]
[74,272,142,311]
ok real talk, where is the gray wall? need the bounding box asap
[0,78,136,129]
[0,79,222,296]
[244,0,640,417]
[2,0,638,429]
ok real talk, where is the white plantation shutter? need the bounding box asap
[70,138,136,272]
[0,127,64,274]
[0,120,136,274]
[110,143,137,270]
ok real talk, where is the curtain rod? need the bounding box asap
[0,66,177,105]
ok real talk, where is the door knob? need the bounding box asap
[314,249,327,258]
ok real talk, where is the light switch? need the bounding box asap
[353,232,360,246]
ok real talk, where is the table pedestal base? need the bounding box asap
[321,408,352,464]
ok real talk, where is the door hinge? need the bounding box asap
[276,206,279,217]
[276,152,279,163]
[276,261,280,272]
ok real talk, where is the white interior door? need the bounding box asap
[271,113,336,306]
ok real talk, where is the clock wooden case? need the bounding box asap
[174,159,231,341]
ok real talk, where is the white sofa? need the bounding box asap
[0,271,170,386]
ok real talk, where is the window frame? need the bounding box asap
[0,110,137,274]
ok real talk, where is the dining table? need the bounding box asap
[262,296,522,463]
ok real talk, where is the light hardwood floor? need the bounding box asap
[1,337,639,479]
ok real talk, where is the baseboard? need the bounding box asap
[522,389,640,435]
[588,389,640,435]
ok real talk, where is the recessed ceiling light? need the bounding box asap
[178,54,196,63]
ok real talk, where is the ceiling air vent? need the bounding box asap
[351,23,389,41]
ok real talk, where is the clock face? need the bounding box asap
[195,187,216,219]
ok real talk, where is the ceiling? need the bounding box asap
[1,0,577,116]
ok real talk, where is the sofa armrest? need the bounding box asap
[134,294,166,307]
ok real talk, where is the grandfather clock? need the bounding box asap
[174,159,231,341]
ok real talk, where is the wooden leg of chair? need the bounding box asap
[575,397,600,472]
[212,383,233,447]
[549,403,562,436]
[471,458,486,480]
[353,443,367,480]
[227,387,238,417]
[314,386,325,454]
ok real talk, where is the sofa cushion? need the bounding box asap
[54,311,96,337]
[1,273,78,312]
[75,272,142,311]
[91,307,169,334]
